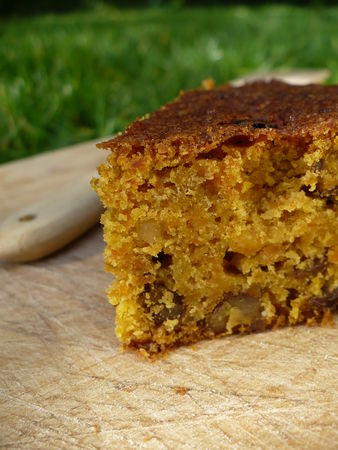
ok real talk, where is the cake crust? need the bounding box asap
[98,81,338,156]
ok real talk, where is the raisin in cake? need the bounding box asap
[92,80,338,355]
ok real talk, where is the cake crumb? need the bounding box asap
[93,424,101,434]
[174,386,188,395]
[321,309,335,328]
[202,78,215,90]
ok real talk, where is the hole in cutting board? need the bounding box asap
[19,214,37,222]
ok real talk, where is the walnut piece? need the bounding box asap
[209,293,261,334]
[138,220,162,245]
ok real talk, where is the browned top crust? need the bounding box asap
[99,81,338,154]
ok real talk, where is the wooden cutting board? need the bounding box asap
[0,143,337,449]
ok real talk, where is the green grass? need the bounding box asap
[1,5,338,163]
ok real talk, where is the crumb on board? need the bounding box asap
[174,386,189,395]
[93,424,101,434]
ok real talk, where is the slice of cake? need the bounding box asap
[92,80,338,355]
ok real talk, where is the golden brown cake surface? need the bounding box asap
[98,80,338,154]
[93,80,338,355]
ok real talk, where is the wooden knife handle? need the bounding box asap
[0,173,102,262]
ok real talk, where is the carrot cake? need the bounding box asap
[92,80,338,354]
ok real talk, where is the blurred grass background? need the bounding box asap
[0,2,337,163]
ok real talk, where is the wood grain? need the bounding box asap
[1,144,338,449]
